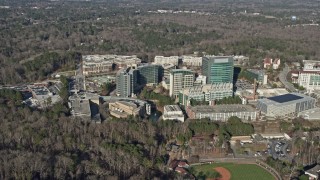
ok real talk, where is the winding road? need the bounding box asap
[279,63,297,92]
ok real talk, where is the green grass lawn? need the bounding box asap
[191,163,275,180]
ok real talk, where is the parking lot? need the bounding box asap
[267,140,290,159]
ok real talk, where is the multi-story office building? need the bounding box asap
[116,67,138,97]
[186,104,258,122]
[82,55,141,76]
[202,56,234,84]
[109,101,145,119]
[169,69,194,97]
[154,56,180,66]
[182,56,202,66]
[298,60,320,92]
[137,64,161,86]
[155,55,202,67]
[179,83,233,106]
[102,96,151,117]
[257,93,316,117]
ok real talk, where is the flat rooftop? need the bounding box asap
[203,56,234,63]
[70,98,91,116]
[182,83,233,95]
[190,104,257,113]
[101,96,149,108]
[259,93,315,106]
[170,69,193,73]
[164,105,182,112]
[82,55,141,64]
[156,63,176,70]
[255,88,289,98]
[268,93,303,103]
[182,56,202,60]
[116,101,138,109]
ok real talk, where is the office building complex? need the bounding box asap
[102,96,151,117]
[257,93,316,117]
[109,101,146,119]
[182,56,202,66]
[116,67,138,97]
[82,55,141,76]
[202,56,234,84]
[169,69,194,97]
[154,56,180,66]
[298,60,320,91]
[154,55,202,66]
[137,64,161,86]
[186,105,258,122]
[179,83,233,106]
[163,105,185,122]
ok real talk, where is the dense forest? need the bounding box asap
[0,89,254,179]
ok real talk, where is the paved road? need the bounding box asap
[279,63,297,92]
[74,63,86,91]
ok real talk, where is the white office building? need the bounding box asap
[154,56,179,66]
[182,56,202,66]
[179,83,233,106]
[186,105,258,122]
[163,105,185,122]
[169,69,194,97]
[82,55,141,76]
[297,60,320,92]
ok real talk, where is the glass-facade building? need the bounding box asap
[137,64,161,85]
[202,56,234,84]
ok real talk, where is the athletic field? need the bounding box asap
[191,162,276,180]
